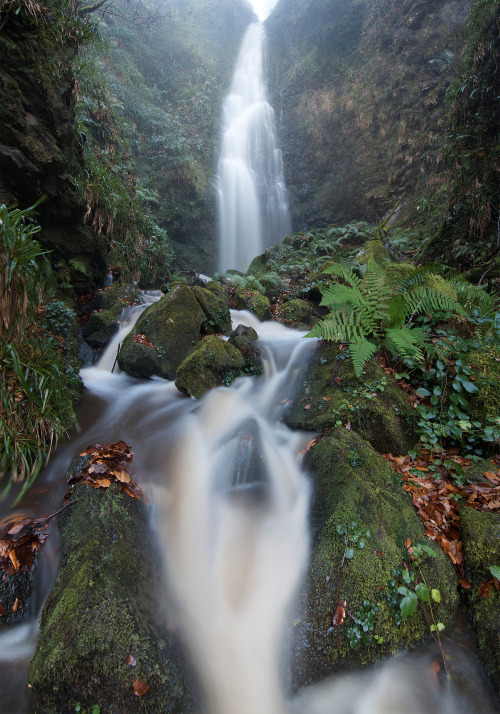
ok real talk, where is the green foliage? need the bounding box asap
[402,330,500,457]
[386,540,443,635]
[0,205,80,502]
[306,258,467,376]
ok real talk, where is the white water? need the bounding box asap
[217,23,291,273]
[95,290,162,372]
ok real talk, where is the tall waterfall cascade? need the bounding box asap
[217,22,291,273]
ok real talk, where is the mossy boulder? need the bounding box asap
[292,428,459,687]
[204,280,230,306]
[175,335,246,399]
[274,299,313,329]
[82,283,141,349]
[466,348,500,427]
[192,286,232,335]
[461,505,500,696]
[356,240,391,267]
[234,289,271,321]
[284,342,417,455]
[118,284,204,380]
[228,324,262,377]
[28,477,193,713]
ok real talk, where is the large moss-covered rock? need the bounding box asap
[28,477,193,713]
[274,298,313,329]
[118,284,204,380]
[284,342,416,454]
[461,505,500,697]
[192,286,232,334]
[466,348,500,427]
[235,289,271,321]
[356,240,392,267]
[175,335,246,399]
[292,428,459,687]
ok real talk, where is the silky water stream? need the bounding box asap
[1,307,499,713]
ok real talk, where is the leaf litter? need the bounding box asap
[68,441,144,501]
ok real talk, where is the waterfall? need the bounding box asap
[217,23,291,273]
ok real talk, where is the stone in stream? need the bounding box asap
[292,428,459,688]
[28,452,194,713]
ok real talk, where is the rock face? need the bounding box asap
[292,428,459,687]
[285,342,417,455]
[29,470,193,713]
[0,11,107,292]
[265,0,471,230]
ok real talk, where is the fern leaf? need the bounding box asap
[319,283,366,311]
[385,326,427,362]
[448,280,494,316]
[322,262,361,289]
[305,309,365,344]
[349,338,377,377]
[403,286,466,323]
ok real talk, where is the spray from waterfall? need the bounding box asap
[217,22,291,273]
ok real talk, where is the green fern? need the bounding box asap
[305,258,471,377]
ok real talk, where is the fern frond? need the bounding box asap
[319,283,366,311]
[396,263,451,291]
[403,286,466,323]
[385,326,427,362]
[448,280,494,316]
[361,257,392,322]
[322,262,361,289]
[305,308,366,344]
[349,338,377,377]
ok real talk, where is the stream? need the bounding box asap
[1,305,499,713]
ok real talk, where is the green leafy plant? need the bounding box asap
[305,258,467,376]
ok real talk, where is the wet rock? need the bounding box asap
[175,335,246,399]
[0,563,37,625]
[234,289,271,321]
[284,342,417,455]
[192,285,232,334]
[29,473,193,713]
[81,283,141,349]
[118,284,204,380]
[228,324,262,377]
[274,298,313,329]
[461,505,500,697]
[292,428,459,687]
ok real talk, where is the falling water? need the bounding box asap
[217,23,291,273]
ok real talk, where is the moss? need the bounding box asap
[29,481,193,713]
[228,326,263,377]
[284,342,417,454]
[118,284,204,380]
[465,348,500,424]
[175,335,246,399]
[83,283,141,348]
[235,289,271,321]
[425,274,458,302]
[461,505,500,696]
[356,240,392,267]
[204,280,230,306]
[292,429,459,687]
[191,286,232,335]
[274,299,313,329]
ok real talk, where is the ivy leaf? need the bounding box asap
[416,388,431,397]
[462,380,479,393]
[489,565,500,581]
[415,583,429,601]
[345,548,355,559]
[431,589,441,603]
[400,591,418,619]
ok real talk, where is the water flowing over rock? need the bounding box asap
[217,22,291,273]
